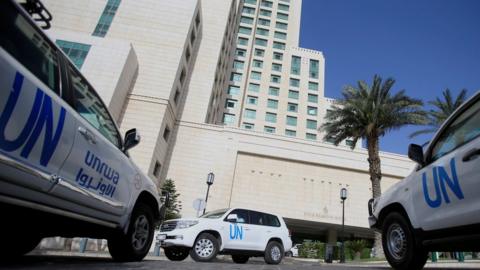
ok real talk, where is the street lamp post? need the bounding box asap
[203,172,215,214]
[340,188,348,263]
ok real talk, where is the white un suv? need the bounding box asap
[0,0,167,261]
[159,208,292,264]
[369,91,480,270]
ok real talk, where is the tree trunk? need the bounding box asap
[367,135,384,258]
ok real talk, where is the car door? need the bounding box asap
[0,2,75,196]
[248,211,270,251]
[412,94,480,231]
[222,209,253,250]
[52,63,134,221]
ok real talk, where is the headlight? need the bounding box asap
[176,220,199,229]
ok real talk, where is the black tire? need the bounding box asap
[108,203,155,262]
[285,251,293,257]
[189,233,219,262]
[232,254,249,264]
[382,212,428,270]
[0,233,42,260]
[164,247,189,261]
[264,241,284,265]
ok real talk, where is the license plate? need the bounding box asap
[157,234,166,241]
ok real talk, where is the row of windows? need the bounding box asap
[244,0,290,12]
[229,71,318,91]
[240,16,288,30]
[226,97,319,116]
[228,85,318,103]
[242,6,289,22]
[92,0,121,37]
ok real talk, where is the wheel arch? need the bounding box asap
[134,191,160,222]
[195,230,223,250]
[265,237,284,250]
[378,202,414,230]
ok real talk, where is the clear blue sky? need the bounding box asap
[300,0,480,155]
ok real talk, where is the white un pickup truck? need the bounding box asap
[0,0,168,261]
[368,91,480,270]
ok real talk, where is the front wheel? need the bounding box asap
[164,247,189,261]
[189,233,219,262]
[264,241,284,264]
[108,203,155,262]
[382,212,428,270]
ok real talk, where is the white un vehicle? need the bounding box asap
[159,208,292,264]
[368,91,480,270]
[0,0,168,261]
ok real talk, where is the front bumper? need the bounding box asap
[157,228,198,248]
[367,198,379,229]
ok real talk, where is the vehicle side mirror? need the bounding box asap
[123,128,140,152]
[226,214,238,223]
[408,144,424,166]
[161,191,171,208]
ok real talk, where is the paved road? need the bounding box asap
[1,255,479,270]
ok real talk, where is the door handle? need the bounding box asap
[78,127,97,144]
[266,230,272,233]
[462,148,480,162]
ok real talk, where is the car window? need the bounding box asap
[69,64,121,148]
[200,208,229,219]
[249,211,265,225]
[0,1,60,95]
[430,98,480,162]
[228,209,249,224]
[265,214,281,227]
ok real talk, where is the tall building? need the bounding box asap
[42,0,414,243]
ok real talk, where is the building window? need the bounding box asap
[238,37,249,46]
[248,83,260,92]
[251,71,262,80]
[259,9,272,17]
[291,55,301,75]
[247,96,258,105]
[276,22,288,30]
[265,112,277,123]
[255,38,268,47]
[274,31,287,40]
[92,0,122,37]
[225,99,237,108]
[56,40,91,69]
[235,48,246,57]
[243,6,256,15]
[179,68,186,85]
[267,99,278,109]
[306,133,317,140]
[256,28,269,36]
[308,94,318,103]
[273,52,283,61]
[245,0,257,4]
[252,60,263,68]
[278,3,289,11]
[239,26,252,35]
[325,136,336,144]
[243,123,255,129]
[273,41,285,50]
[290,78,300,87]
[307,119,317,129]
[272,63,282,72]
[244,109,256,119]
[261,0,273,8]
[153,161,161,178]
[230,72,242,82]
[233,60,244,69]
[286,116,297,126]
[240,16,254,25]
[285,129,296,137]
[346,139,355,147]
[228,85,240,95]
[288,90,299,99]
[264,126,276,133]
[308,81,318,91]
[269,86,279,96]
[173,88,181,104]
[307,106,317,116]
[287,103,298,112]
[163,126,171,141]
[277,12,289,20]
[310,59,319,79]
[258,18,270,26]
[270,75,281,84]
[223,113,236,125]
[255,48,265,57]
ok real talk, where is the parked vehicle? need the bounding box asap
[0,0,168,261]
[159,208,292,264]
[289,243,302,257]
[368,91,480,270]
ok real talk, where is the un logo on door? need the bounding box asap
[229,224,243,240]
[422,158,464,208]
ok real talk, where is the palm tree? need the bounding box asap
[321,75,427,257]
[410,88,468,138]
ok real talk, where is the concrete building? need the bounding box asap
[41,0,414,244]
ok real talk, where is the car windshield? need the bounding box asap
[200,208,229,219]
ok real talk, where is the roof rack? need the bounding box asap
[20,0,52,29]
